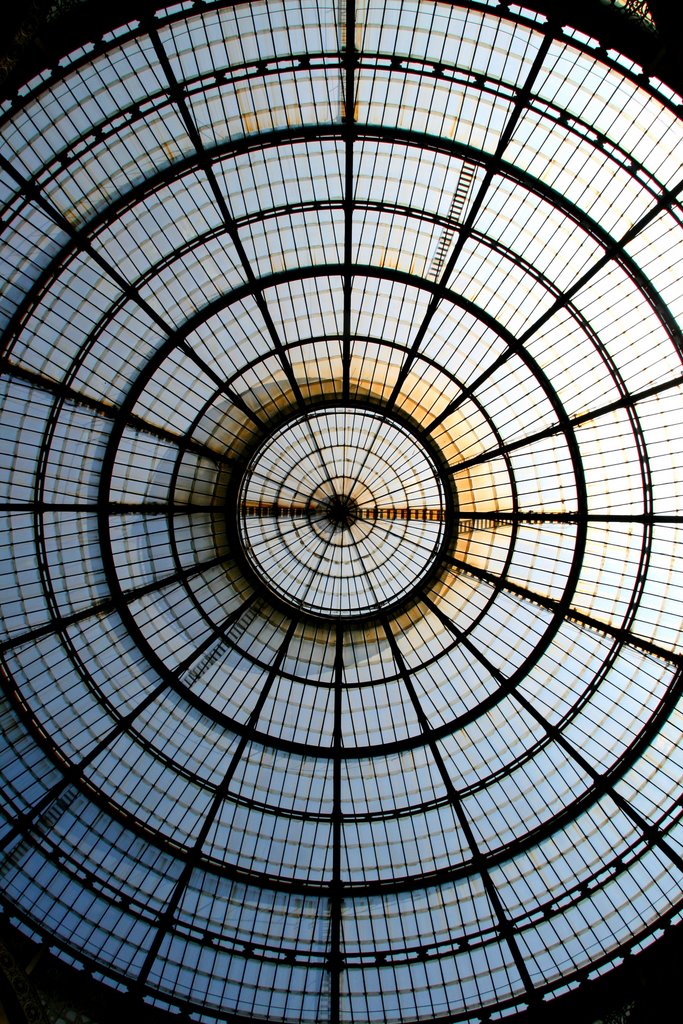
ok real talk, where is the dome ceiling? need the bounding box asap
[1,1,683,1022]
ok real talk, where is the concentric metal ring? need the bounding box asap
[1,2,683,1023]
[236,405,452,618]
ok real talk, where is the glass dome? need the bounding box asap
[1,1,682,1022]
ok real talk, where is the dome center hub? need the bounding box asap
[235,404,453,618]
[325,493,358,529]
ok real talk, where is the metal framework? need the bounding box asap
[1,1,683,1022]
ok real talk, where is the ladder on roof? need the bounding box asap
[427,161,475,281]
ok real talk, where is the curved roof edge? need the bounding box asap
[1,0,683,101]
[1,909,682,1024]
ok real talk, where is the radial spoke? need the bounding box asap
[2,360,236,466]
[146,23,305,410]
[341,0,357,405]
[329,620,345,1024]
[1,502,226,513]
[447,553,681,667]
[0,550,235,656]
[386,32,555,407]
[382,616,536,1000]
[134,618,297,989]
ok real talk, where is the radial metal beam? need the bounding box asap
[328,620,345,1024]
[134,617,297,989]
[385,28,557,406]
[446,553,681,667]
[145,21,305,410]
[341,0,357,403]
[1,359,235,467]
[381,615,538,1002]
[445,369,683,474]
[511,684,683,878]
[0,549,235,656]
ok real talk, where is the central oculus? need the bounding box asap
[236,405,451,618]
[323,492,359,530]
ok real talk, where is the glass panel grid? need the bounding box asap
[1,2,683,1022]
